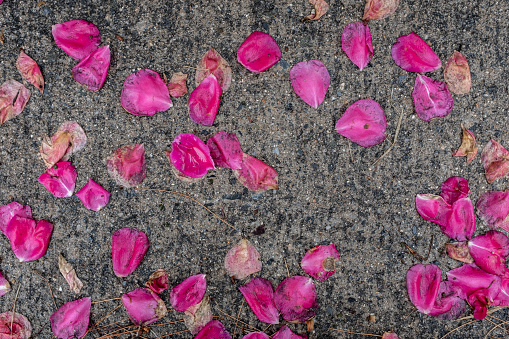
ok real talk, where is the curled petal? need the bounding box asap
[428,281,466,320]
[239,277,279,324]
[72,45,110,92]
[274,276,318,322]
[468,231,509,276]
[50,297,91,339]
[196,48,232,91]
[406,264,441,314]
[106,144,146,188]
[169,274,206,312]
[188,74,222,126]
[121,288,167,326]
[290,60,330,108]
[224,238,262,280]
[440,176,470,205]
[167,133,214,180]
[52,20,100,60]
[4,217,53,262]
[111,228,149,277]
[145,269,169,294]
[237,31,281,73]
[494,277,509,306]
[0,202,32,234]
[412,75,454,121]
[0,312,32,339]
[58,254,83,294]
[76,179,110,212]
[0,271,11,297]
[272,325,307,339]
[302,0,329,21]
[447,264,501,300]
[301,244,339,281]
[194,320,232,339]
[341,22,373,70]
[391,32,441,73]
[445,242,473,264]
[233,153,278,191]
[477,190,509,232]
[206,131,243,170]
[16,51,44,94]
[468,289,491,319]
[444,51,471,95]
[183,296,212,335]
[453,124,478,164]
[0,80,31,125]
[363,0,400,21]
[481,139,509,184]
[38,161,77,198]
[40,121,87,168]
[168,72,188,97]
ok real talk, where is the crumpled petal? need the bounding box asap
[145,269,169,294]
[4,216,53,262]
[170,274,206,312]
[120,69,172,116]
[52,20,100,60]
[233,153,278,191]
[0,80,31,125]
[194,320,232,339]
[0,271,11,297]
[183,295,212,335]
[76,178,110,212]
[494,276,509,306]
[58,254,83,294]
[290,60,330,108]
[428,281,465,320]
[50,297,91,339]
[481,139,509,184]
[301,244,339,281]
[412,75,454,121]
[0,312,32,339]
[391,32,441,73]
[166,133,214,180]
[38,161,77,198]
[274,276,318,322]
[16,51,44,94]
[406,264,441,314]
[468,288,492,319]
[196,48,232,92]
[206,131,243,170]
[40,121,87,168]
[302,0,329,21]
[121,287,167,326]
[447,263,501,300]
[444,51,471,95]
[224,238,262,280]
[237,31,282,73]
[188,74,222,126]
[272,325,307,339]
[243,333,270,339]
[363,0,400,21]
[445,242,473,264]
[239,277,279,324]
[341,22,373,70]
[168,72,188,97]
[111,228,149,277]
[335,98,387,147]
[477,190,509,232]
[0,202,31,234]
[468,231,509,276]
[440,176,470,205]
[72,45,110,92]
[106,144,146,188]
[452,124,478,164]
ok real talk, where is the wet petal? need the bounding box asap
[0,80,31,125]
[0,271,10,297]
[391,32,441,73]
[183,296,212,335]
[50,297,91,339]
[168,72,188,97]
[194,320,232,339]
[58,254,83,294]
[224,238,262,280]
[452,124,478,164]
[406,264,441,314]
[0,312,32,339]
[274,276,318,322]
[444,51,471,95]
[16,51,44,94]
[72,45,110,92]
[169,274,206,312]
[4,216,53,262]
[121,288,167,326]
[468,231,509,276]
[237,31,281,73]
[233,153,278,191]
[188,74,222,126]
[196,48,232,91]
[40,121,87,168]
[412,75,453,121]
[111,228,149,277]
[363,0,400,21]
[440,176,470,205]
[481,139,509,184]
[38,161,77,198]
[239,277,279,324]
[272,325,307,339]
[145,269,169,294]
[447,263,501,300]
[206,131,243,170]
[445,242,473,264]
[52,20,100,60]
[302,0,329,21]
[341,22,373,70]
[166,134,214,179]
[477,190,509,232]
[290,60,330,108]
[106,144,146,188]
[301,244,339,281]
[76,178,110,212]
[0,202,31,234]
[428,281,466,320]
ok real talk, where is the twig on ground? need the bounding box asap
[215,307,262,332]
[329,328,382,337]
[284,258,290,277]
[440,319,478,339]
[32,270,57,309]
[233,299,245,338]
[10,283,22,338]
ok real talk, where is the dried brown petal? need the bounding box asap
[58,254,83,294]
[195,48,232,92]
[302,0,329,21]
[362,0,400,21]
[444,51,471,95]
[452,124,478,164]
[183,296,213,335]
[0,80,31,125]
[445,242,473,264]
[168,72,188,97]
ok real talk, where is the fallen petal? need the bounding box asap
[302,0,329,21]
[168,72,188,97]
[170,274,206,312]
[52,20,100,60]
[341,22,373,70]
[412,75,454,121]
[391,32,441,73]
[274,276,318,322]
[106,144,146,188]
[0,271,10,297]
[444,51,471,95]
[0,80,31,125]
[445,242,473,264]
[195,48,232,92]
[301,244,339,281]
[452,124,478,164]
[38,161,77,198]
[145,269,169,294]
[72,45,110,92]
[428,281,466,320]
[381,333,400,339]
[58,254,83,294]
[481,139,509,184]
[233,153,278,191]
[290,60,330,108]
[406,264,441,314]
[76,178,110,212]
[50,297,91,339]
[188,74,222,126]
[0,312,32,339]
[272,325,307,339]
[239,277,279,324]
[494,276,509,306]
[237,31,282,73]
[468,231,509,276]
[111,228,149,277]
[206,131,243,170]
[477,190,509,232]
[183,296,212,335]
[4,216,53,262]
[225,239,262,280]
[447,263,501,300]
[0,202,32,234]
[194,320,232,339]
[243,333,270,339]
[16,51,44,94]
[363,0,400,21]
[121,288,167,326]
[468,288,491,319]
[166,134,214,180]
[440,176,470,205]
[40,121,87,168]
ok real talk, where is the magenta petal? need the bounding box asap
[38,161,77,198]
[481,140,509,184]
[0,312,32,339]
[412,75,453,121]
[290,60,330,108]
[237,31,282,73]
[167,133,215,179]
[170,274,206,312]
[4,217,53,262]
[243,333,270,339]
[468,231,509,276]
[188,74,222,126]
[233,153,278,191]
[416,194,451,225]
[206,131,243,170]
[120,69,172,116]
[72,45,110,92]
[0,271,11,297]
[440,176,470,205]
[145,269,169,294]
[468,288,491,319]
[428,281,466,320]
[494,277,509,306]
[0,80,31,125]
[301,244,339,281]
[335,98,387,147]
[106,144,146,188]
[50,297,91,339]
[477,190,509,232]
[121,287,167,326]
[391,32,441,73]
[52,20,100,61]
[76,178,110,212]
[272,325,307,339]
[447,264,501,300]
[16,51,44,94]
[194,320,232,339]
[406,264,441,314]
[111,228,149,277]
[0,202,32,234]
[239,277,279,324]
[224,239,262,280]
[341,22,373,70]
[274,276,318,323]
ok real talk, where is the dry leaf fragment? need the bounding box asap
[16,51,44,94]
[452,124,478,163]
[0,80,31,125]
[195,48,232,91]
[58,254,83,294]
[444,51,471,95]
[363,0,400,21]
[302,0,329,21]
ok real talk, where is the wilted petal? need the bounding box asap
[445,242,473,264]
[440,176,470,205]
[72,45,110,92]
[196,48,232,92]
[121,288,167,326]
[0,202,31,234]
[50,297,91,339]
[290,60,330,108]
[183,296,212,335]
[335,98,387,147]
[239,277,279,324]
[381,333,400,339]
[170,274,206,312]
[274,276,318,322]
[52,20,100,60]
[58,254,83,294]
[120,69,172,116]
[0,80,31,125]
[168,72,188,97]
[391,32,441,73]
[237,31,282,73]
[447,198,476,241]
[207,131,243,170]
[106,144,146,188]
[145,269,169,294]
[38,161,77,198]
[444,51,471,95]
[481,140,509,184]
[166,134,214,179]
[453,124,478,164]
[16,51,44,94]
[0,271,10,297]
[188,74,222,126]
[406,264,441,314]
[40,121,87,168]
[0,312,32,339]
[447,264,501,300]
[468,288,491,320]
[233,153,278,191]
[111,228,149,277]
[468,231,509,276]
[341,22,373,70]
[4,216,53,262]
[272,325,307,339]
[302,0,329,21]
[194,320,232,339]
[428,281,466,320]
[477,190,509,232]
[301,244,339,281]
[363,0,400,21]
[76,178,110,212]
[224,239,262,280]
[412,75,454,121]
[243,333,270,339]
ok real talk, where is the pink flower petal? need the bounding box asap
[120,69,172,116]
[72,45,110,92]
[494,276,509,306]
[224,238,262,280]
[188,74,222,126]
[382,333,400,339]
[233,153,278,191]
[428,281,466,320]
[16,51,44,94]
[121,287,167,326]
[169,274,206,312]
[481,139,509,184]
[477,190,509,232]
[111,228,149,277]
[274,276,318,323]
[166,134,214,179]
[406,264,441,314]
[452,124,478,164]
[194,320,232,339]
[341,22,373,70]
[196,48,232,92]
[468,288,492,319]
[237,31,282,73]
[468,231,509,276]
[301,244,339,281]
[38,161,77,198]
[444,51,471,95]
[183,296,212,335]
[52,20,100,61]
[239,277,279,324]
[272,325,307,339]
[4,216,53,262]
[0,80,31,125]
[412,75,454,121]
[445,242,473,264]
[243,333,270,339]
[0,271,11,297]
[40,121,87,168]
[290,60,330,108]
[363,0,400,21]
[145,269,169,294]
[0,202,31,234]
[106,144,146,188]
[0,312,32,339]
[447,263,501,300]
[168,72,188,97]
[50,297,91,339]
[76,178,110,211]
[391,32,441,72]
[302,0,329,21]
[206,131,243,170]
[440,176,470,205]
[335,98,387,147]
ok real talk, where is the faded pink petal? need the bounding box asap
[0,312,32,339]
[188,74,222,126]
[290,60,330,108]
[168,72,188,97]
[382,333,400,339]
[52,20,100,60]
[468,288,491,319]
[40,121,87,168]
[76,178,110,211]
[447,264,501,300]
[274,276,318,322]
[0,80,31,125]
[0,202,31,234]
[237,31,282,73]
[363,0,400,21]
[50,297,91,339]
[301,244,339,281]
[207,131,243,170]
[233,153,278,191]
[302,0,329,21]
[468,231,509,276]
[440,176,470,205]
[145,269,169,294]
[341,22,373,70]
[196,48,232,92]
[413,75,454,121]
[38,161,77,198]
[170,274,206,312]
[391,32,441,73]
[194,320,232,339]
[428,281,466,320]
[58,254,83,294]
[477,190,509,232]
[106,144,146,188]
[4,216,53,262]
[272,325,307,339]
[444,51,471,95]
[121,287,167,326]
[335,98,387,147]
[406,264,441,314]
[111,228,149,277]
[225,238,262,280]
[16,51,44,94]
[72,45,110,92]
[120,69,172,116]
[183,296,212,335]
[0,272,10,297]
[481,140,509,184]
[452,124,478,164]
[243,333,270,339]
[445,242,473,264]
[239,277,279,324]
[166,134,214,179]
